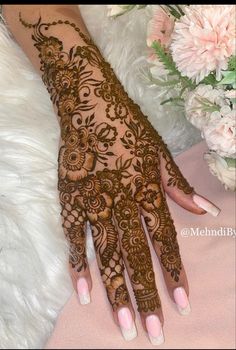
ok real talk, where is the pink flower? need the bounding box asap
[147,6,175,48]
[170,5,236,83]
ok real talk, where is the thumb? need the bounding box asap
[158,142,221,216]
[164,186,221,217]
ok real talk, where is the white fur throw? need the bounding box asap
[0,5,200,349]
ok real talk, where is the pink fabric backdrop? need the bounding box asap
[45,141,236,349]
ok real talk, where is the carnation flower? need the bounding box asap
[224,89,236,100]
[202,106,236,158]
[170,5,236,83]
[204,151,236,191]
[147,5,175,48]
[184,85,226,130]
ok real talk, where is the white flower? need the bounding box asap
[204,151,236,191]
[224,89,236,101]
[184,85,226,130]
[107,5,135,17]
[202,106,236,158]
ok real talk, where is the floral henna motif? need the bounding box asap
[20,14,193,313]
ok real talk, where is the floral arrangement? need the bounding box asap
[107,5,236,191]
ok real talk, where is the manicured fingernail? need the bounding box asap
[192,194,220,217]
[117,307,137,341]
[146,315,164,346]
[173,287,191,316]
[77,277,90,305]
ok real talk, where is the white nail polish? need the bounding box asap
[146,315,165,346]
[177,303,191,316]
[79,293,91,305]
[77,277,91,305]
[149,328,165,346]
[192,194,221,217]
[173,287,191,316]
[117,307,137,341]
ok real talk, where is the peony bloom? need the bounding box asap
[202,106,236,158]
[184,84,226,130]
[170,5,236,83]
[147,5,175,48]
[204,151,236,191]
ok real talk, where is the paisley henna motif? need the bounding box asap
[19,13,194,313]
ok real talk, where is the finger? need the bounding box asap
[113,194,165,346]
[158,139,220,216]
[138,183,191,316]
[59,190,92,305]
[89,216,138,342]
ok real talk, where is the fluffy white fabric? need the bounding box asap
[0,5,200,349]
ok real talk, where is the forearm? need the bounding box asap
[3,5,109,126]
[3,5,92,75]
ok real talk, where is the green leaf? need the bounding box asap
[165,5,182,19]
[149,76,180,87]
[160,97,184,106]
[194,97,220,112]
[151,40,195,90]
[224,157,236,168]
[228,56,236,71]
[218,71,236,86]
[201,73,218,86]
[151,41,178,75]
[176,5,185,16]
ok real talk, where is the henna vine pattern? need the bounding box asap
[19,13,193,313]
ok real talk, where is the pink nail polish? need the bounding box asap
[146,315,164,345]
[173,287,191,316]
[118,307,133,329]
[77,277,90,305]
[192,194,220,217]
[117,307,137,341]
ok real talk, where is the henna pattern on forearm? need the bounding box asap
[19,13,193,313]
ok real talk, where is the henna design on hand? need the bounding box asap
[19,13,193,313]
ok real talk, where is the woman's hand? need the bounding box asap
[4,5,221,345]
